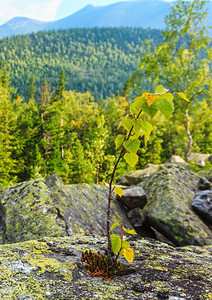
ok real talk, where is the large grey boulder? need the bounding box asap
[0,176,131,244]
[0,234,211,299]
[141,164,212,246]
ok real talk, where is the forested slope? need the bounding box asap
[0,27,163,101]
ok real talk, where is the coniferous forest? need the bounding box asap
[0,27,162,101]
[0,1,211,189]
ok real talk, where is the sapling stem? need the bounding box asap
[107,108,143,265]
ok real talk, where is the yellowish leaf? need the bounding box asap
[146,94,157,106]
[123,248,134,263]
[114,187,124,197]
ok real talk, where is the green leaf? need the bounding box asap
[142,120,153,138]
[123,227,137,235]
[177,92,190,102]
[155,98,174,120]
[119,249,124,257]
[115,134,124,150]
[122,240,130,249]
[114,187,124,197]
[134,118,143,133]
[124,139,140,154]
[130,96,145,116]
[141,101,158,118]
[123,248,134,263]
[155,85,169,95]
[124,153,138,167]
[158,92,174,101]
[123,119,134,132]
[110,222,119,231]
[111,234,121,254]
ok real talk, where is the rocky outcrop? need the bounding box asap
[0,234,211,299]
[140,164,212,246]
[0,175,131,244]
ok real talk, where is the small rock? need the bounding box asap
[165,155,186,164]
[187,153,211,167]
[198,177,211,190]
[192,190,212,224]
[45,174,64,190]
[117,186,147,210]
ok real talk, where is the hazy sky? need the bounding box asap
[0,0,175,26]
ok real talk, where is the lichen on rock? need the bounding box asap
[0,234,211,299]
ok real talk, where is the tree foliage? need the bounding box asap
[125,0,212,160]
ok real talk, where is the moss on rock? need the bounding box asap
[0,177,131,244]
[141,164,212,246]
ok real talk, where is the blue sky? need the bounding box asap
[0,0,175,25]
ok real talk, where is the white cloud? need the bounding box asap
[0,0,62,25]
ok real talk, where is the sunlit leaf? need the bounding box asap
[158,92,174,101]
[111,234,121,253]
[119,249,124,257]
[130,96,145,116]
[124,153,138,167]
[141,101,158,118]
[155,98,174,120]
[146,94,158,106]
[110,222,119,231]
[177,92,190,102]
[124,139,140,154]
[155,85,169,95]
[123,118,134,132]
[114,187,124,197]
[122,240,130,249]
[123,248,134,263]
[115,134,124,150]
[142,120,153,137]
[123,227,137,235]
[134,118,143,133]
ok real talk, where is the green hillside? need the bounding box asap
[0,27,162,101]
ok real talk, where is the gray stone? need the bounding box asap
[198,177,211,190]
[142,164,212,246]
[117,186,147,210]
[192,190,212,224]
[116,164,160,186]
[165,155,186,164]
[0,178,132,244]
[188,153,211,167]
[0,235,211,299]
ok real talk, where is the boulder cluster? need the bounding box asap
[0,159,211,299]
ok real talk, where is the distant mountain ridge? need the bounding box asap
[0,0,212,39]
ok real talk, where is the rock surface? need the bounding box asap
[140,164,212,246]
[192,190,212,224]
[0,234,211,300]
[117,186,147,210]
[116,164,160,186]
[0,176,131,244]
